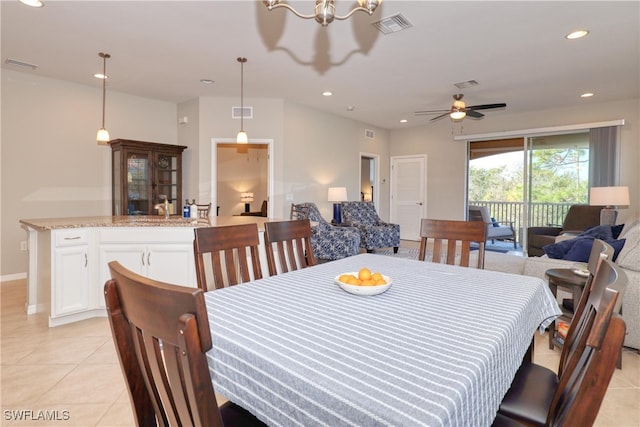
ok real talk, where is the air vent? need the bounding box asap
[365,129,375,139]
[4,58,38,70]
[372,13,412,35]
[454,80,479,89]
[232,106,253,119]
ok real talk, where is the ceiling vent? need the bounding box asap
[372,13,412,35]
[454,80,479,89]
[5,58,38,70]
[365,129,375,139]
[232,106,253,120]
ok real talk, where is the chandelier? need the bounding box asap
[263,0,381,27]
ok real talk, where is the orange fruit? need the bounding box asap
[339,274,353,283]
[371,272,383,282]
[374,278,387,285]
[358,268,372,281]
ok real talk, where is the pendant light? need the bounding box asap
[96,52,111,143]
[236,57,248,144]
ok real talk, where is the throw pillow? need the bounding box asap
[491,217,500,227]
[581,225,614,240]
[562,238,594,262]
[608,238,626,262]
[543,238,581,259]
[612,224,625,239]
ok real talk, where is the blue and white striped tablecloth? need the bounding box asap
[205,253,561,427]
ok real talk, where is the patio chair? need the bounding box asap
[468,205,517,248]
[340,201,400,253]
[293,202,360,261]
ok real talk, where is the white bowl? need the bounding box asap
[334,272,392,296]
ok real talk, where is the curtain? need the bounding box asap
[589,126,619,187]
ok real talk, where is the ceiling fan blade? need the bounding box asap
[465,109,484,118]
[414,109,449,116]
[429,112,451,122]
[465,103,506,111]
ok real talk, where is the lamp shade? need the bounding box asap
[240,192,254,202]
[328,187,348,202]
[589,186,630,207]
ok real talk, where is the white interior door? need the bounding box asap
[390,155,427,241]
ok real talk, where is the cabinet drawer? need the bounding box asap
[54,229,90,247]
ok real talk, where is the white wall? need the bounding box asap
[1,70,178,277]
[390,98,640,223]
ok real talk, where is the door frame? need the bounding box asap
[211,138,274,217]
[359,152,380,208]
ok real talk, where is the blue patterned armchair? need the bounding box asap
[293,203,361,261]
[340,201,400,253]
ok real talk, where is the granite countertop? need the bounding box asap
[20,215,272,231]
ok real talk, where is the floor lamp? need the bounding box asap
[590,186,630,225]
[328,187,347,224]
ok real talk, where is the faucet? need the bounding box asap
[154,195,169,219]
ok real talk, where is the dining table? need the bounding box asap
[204,253,561,427]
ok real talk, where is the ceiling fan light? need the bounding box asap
[450,110,466,120]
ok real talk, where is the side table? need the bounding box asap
[545,268,589,350]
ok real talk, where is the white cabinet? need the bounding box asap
[51,229,91,321]
[97,228,196,306]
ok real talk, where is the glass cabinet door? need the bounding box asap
[126,151,151,215]
[154,152,180,214]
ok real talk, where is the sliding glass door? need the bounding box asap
[468,131,590,250]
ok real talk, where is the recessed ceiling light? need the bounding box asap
[322,91,333,97]
[346,106,355,111]
[580,92,594,98]
[200,79,214,84]
[19,0,44,7]
[566,29,589,40]
[400,119,408,123]
[94,73,107,79]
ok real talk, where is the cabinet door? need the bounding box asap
[53,245,90,316]
[126,150,152,215]
[154,152,181,213]
[97,244,146,308]
[146,244,196,287]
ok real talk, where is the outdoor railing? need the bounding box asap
[469,201,576,246]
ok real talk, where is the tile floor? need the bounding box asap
[2,275,639,426]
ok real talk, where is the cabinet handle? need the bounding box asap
[64,236,82,240]
[147,253,151,266]
[141,252,145,266]
[84,253,88,267]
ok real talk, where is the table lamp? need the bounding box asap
[328,187,348,224]
[589,186,630,225]
[241,192,254,213]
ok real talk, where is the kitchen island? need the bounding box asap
[20,215,271,326]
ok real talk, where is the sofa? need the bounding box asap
[480,218,640,351]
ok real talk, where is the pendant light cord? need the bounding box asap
[99,52,110,128]
[238,57,247,131]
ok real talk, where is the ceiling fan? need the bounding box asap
[414,94,506,122]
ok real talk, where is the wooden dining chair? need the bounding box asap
[496,259,627,426]
[193,224,262,291]
[493,291,625,427]
[105,261,266,427]
[418,218,487,268]
[264,219,317,276]
[557,238,615,375]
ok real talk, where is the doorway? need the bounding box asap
[359,153,380,207]
[211,138,274,217]
[390,155,427,241]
